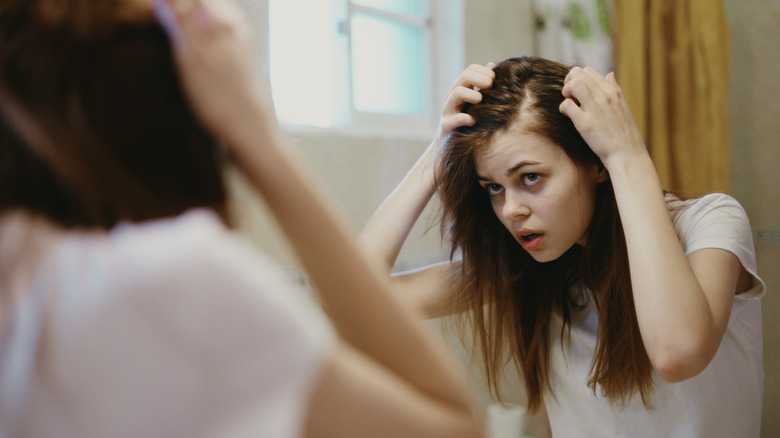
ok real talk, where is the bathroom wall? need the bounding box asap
[725,1,780,436]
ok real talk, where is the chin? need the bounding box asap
[525,243,578,263]
[527,251,562,263]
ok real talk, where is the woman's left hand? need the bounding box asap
[562,67,744,384]
[559,67,647,169]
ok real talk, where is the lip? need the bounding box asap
[516,229,544,251]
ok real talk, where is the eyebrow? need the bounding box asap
[476,160,541,181]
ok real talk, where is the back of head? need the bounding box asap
[0,0,227,229]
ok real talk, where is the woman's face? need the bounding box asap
[474,123,606,262]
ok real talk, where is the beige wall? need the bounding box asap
[234,0,778,436]
[726,1,780,436]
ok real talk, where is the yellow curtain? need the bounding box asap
[614,0,731,196]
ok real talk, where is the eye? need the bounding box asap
[483,183,504,196]
[523,173,541,186]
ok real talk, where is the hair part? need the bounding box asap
[436,56,653,411]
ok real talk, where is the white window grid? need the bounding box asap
[269,0,464,140]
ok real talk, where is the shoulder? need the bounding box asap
[108,208,244,272]
[100,209,290,297]
[666,193,765,299]
[666,192,751,243]
[667,192,747,222]
[54,208,335,358]
[120,208,332,336]
[29,209,335,436]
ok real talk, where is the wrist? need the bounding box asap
[605,151,663,198]
[602,148,653,178]
[223,102,280,150]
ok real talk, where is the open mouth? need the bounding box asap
[518,232,544,251]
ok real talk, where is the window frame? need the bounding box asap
[270,0,464,140]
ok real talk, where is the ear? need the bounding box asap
[596,164,609,183]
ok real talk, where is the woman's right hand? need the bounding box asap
[434,63,495,147]
[153,0,274,145]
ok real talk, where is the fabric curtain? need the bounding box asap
[614,0,731,196]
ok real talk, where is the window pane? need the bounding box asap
[352,0,425,17]
[351,13,427,115]
[269,0,341,127]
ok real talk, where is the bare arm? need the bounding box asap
[154,1,485,436]
[357,64,495,316]
[560,68,749,382]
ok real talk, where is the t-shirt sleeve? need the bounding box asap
[117,211,336,438]
[672,193,766,300]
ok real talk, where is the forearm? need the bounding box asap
[606,153,719,380]
[356,63,495,274]
[224,103,478,412]
[357,142,439,273]
[560,67,731,381]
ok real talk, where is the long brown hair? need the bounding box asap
[436,57,653,411]
[0,0,228,229]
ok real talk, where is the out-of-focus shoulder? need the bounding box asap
[106,209,251,276]
[110,208,233,251]
[665,192,747,223]
[96,207,334,351]
[51,208,297,315]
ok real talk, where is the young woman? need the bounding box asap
[0,0,486,437]
[359,57,765,436]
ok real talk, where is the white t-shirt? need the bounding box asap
[0,209,335,438]
[545,193,765,437]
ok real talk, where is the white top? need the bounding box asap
[545,193,765,437]
[0,209,335,438]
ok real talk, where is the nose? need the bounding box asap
[501,190,531,221]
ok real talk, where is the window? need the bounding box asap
[269,0,463,137]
